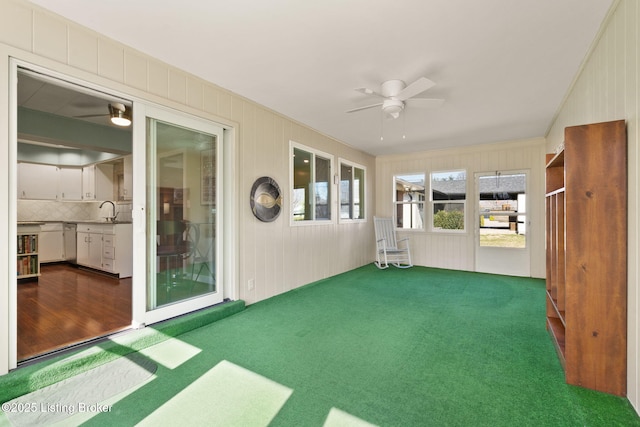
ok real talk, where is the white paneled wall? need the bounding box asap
[546,0,639,414]
[0,0,376,375]
[375,138,547,276]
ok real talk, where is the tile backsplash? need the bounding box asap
[18,200,133,222]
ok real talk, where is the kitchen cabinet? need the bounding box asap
[76,222,132,277]
[82,163,113,201]
[77,227,103,270]
[39,222,64,263]
[18,163,58,200]
[58,167,83,200]
[122,155,133,200]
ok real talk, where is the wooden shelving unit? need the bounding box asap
[17,226,40,280]
[545,119,627,396]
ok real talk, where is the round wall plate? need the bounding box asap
[250,176,282,222]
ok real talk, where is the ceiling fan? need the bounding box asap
[75,102,132,127]
[346,77,444,119]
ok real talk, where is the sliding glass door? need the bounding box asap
[144,108,224,323]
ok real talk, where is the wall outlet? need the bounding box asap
[248,278,255,291]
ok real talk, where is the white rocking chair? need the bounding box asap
[374,217,413,269]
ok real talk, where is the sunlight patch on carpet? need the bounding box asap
[137,360,292,427]
[138,338,201,369]
[2,353,156,426]
[323,407,379,427]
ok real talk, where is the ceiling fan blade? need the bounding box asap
[397,77,436,101]
[74,113,109,118]
[346,102,383,113]
[355,87,384,98]
[406,98,445,108]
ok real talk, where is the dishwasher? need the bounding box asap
[63,223,77,264]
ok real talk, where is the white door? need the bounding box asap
[475,170,530,276]
[140,106,224,325]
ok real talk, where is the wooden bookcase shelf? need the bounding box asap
[17,226,40,280]
[545,120,627,396]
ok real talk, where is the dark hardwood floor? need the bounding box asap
[18,263,132,361]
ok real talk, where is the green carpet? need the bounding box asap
[2,265,639,426]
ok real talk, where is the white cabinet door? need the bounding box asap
[77,231,102,269]
[96,163,114,201]
[18,163,59,200]
[39,223,64,263]
[58,167,83,200]
[82,163,114,201]
[122,155,133,200]
[82,165,96,200]
[76,231,90,265]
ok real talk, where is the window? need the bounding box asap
[431,170,466,232]
[394,174,425,229]
[339,160,365,221]
[291,142,333,223]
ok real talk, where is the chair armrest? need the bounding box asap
[376,238,387,249]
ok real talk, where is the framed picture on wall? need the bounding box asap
[201,148,215,205]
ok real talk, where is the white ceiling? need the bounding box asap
[28,0,613,156]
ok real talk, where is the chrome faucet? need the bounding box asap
[99,200,117,222]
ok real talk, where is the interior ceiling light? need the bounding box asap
[382,99,404,119]
[109,103,132,127]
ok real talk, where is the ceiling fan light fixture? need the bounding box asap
[108,103,132,126]
[382,99,404,119]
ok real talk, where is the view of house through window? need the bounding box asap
[292,144,332,222]
[478,172,527,248]
[431,170,466,231]
[394,174,425,229]
[340,161,365,220]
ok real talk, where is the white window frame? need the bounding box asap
[289,141,335,226]
[338,158,366,223]
[430,169,467,233]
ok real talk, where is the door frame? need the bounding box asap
[474,169,531,277]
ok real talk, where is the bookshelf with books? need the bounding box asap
[17,225,40,280]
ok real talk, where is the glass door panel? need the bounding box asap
[146,116,223,315]
[478,172,527,248]
[475,170,530,277]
